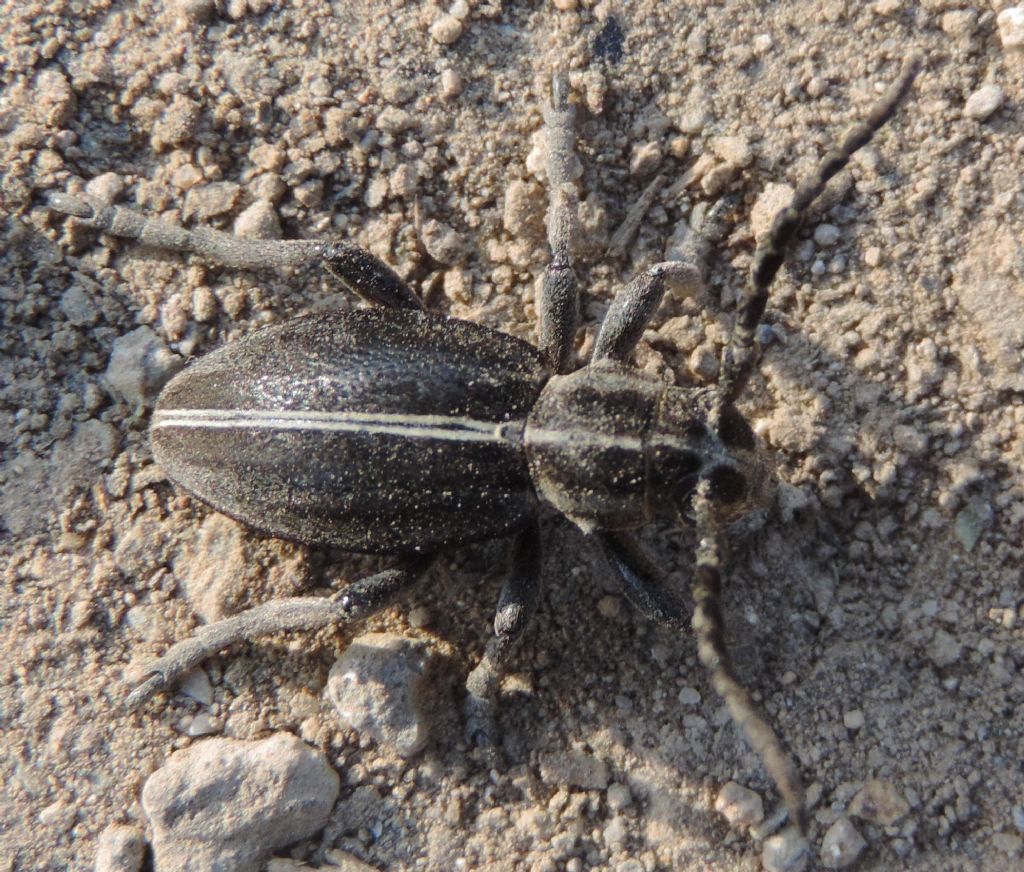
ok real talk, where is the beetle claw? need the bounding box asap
[125,671,167,709]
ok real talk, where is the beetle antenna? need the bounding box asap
[718,52,923,408]
[692,482,808,836]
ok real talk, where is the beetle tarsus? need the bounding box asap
[126,560,433,705]
[125,672,167,709]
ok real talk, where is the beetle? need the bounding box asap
[49,56,922,839]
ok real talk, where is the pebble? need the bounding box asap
[998,7,1024,50]
[606,782,633,812]
[327,632,438,757]
[85,172,126,204]
[813,223,841,247]
[629,141,662,177]
[843,709,865,730]
[430,14,464,45]
[714,781,765,828]
[233,199,282,239]
[963,85,1005,121]
[954,498,993,552]
[820,817,867,868]
[602,815,629,848]
[677,685,701,706]
[849,779,910,826]
[711,134,752,167]
[762,828,809,872]
[184,711,220,737]
[420,219,466,264]
[178,667,214,705]
[688,344,719,382]
[104,327,184,410]
[142,733,339,872]
[928,628,963,668]
[993,832,1024,855]
[93,823,146,872]
[941,10,977,39]
[440,68,462,100]
[183,181,241,222]
[751,183,795,239]
[1012,804,1024,833]
[60,283,100,327]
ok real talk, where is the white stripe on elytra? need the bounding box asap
[154,409,707,458]
[152,408,513,443]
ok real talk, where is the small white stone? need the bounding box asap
[964,85,1005,121]
[711,134,752,167]
[806,76,828,98]
[602,815,628,848]
[763,828,810,872]
[179,667,213,705]
[751,183,795,239]
[714,781,764,828]
[440,68,462,100]
[233,199,281,239]
[185,711,221,737]
[606,782,633,811]
[813,223,841,247]
[843,709,865,730]
[677,685,701,706]
[327,632,438,757]
[94,824,146,872]
[821,817,868,868]
[998,8,1024,50]
[143,734,339,872]
[430,14,464,45]
[941,9,976,38]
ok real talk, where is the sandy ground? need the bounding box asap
[2,1,1023,870]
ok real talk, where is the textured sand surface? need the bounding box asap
[2,2,1022,870]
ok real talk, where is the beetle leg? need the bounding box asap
[691,483,808,838]
[591,192,741,366]
[126,555,434,708]
[47,192,422,310]
[591,261,703,365]
[465,521,543,755]
[538,73,581,373]
[593,531,687,624]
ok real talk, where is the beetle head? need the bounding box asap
[647,387,773,526]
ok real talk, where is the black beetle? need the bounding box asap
[50,58,921,838]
